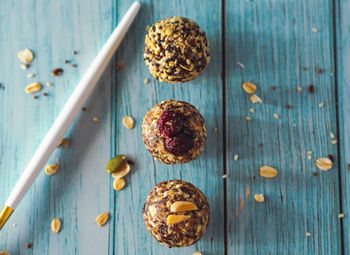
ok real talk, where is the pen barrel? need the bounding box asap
[4,1,140,210]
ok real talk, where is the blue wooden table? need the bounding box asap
[1,0,350,254]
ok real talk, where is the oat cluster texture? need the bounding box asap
[143,180,210,247]
[142,99,207,164]
[144,16,210,83]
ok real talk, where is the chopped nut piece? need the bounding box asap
[246,116,252,121]
[242,82,257,94]
[254,194,265,203]
[51,218,62,233]
[46,82,53,87]
[51,68,64,76]
[27,73,35,78]
[92,117,100,122]
[170,201,198,212]
[316,158,333,171]
[122,116,135,129]
[113,178,126,191]
[318,102,324,108]
[111,162,131,179]
[17,49,34,63]
[222,174,228,179]
[45,163,60,175]
[297,86,302,92]
[250,108,255,113]
[25,82,42,94]
[144,78,150,84]
[305,232,312,237]
[273,113,280,119]
[249,94,262,104]
[96,212,110,226]
[166,215,191,225]
[58,138,71,148]
[20,64,29,69]
[338,213,345,219]
[260,165,278,178]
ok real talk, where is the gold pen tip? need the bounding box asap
[0,206,14,231]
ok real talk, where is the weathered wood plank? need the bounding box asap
[225,0,342,254]
[335,0,350,253]
[0,0,113,253]
[111,1,224,254]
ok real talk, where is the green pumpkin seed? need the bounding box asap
[106,155,126,174]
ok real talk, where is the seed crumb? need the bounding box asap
[20,64,29,70]
[307,155,312,160]
[92,117,100,122]
[116,62,124,71]
[338,213,345,219]
[27,73,35,78]
[46,82,53,87]
[312,27,318,32]
[234,154,239,160]
[318,102,324,108]
[64,60,70,64]
[222,174,228,179]
[71,64,77,68]
[307,151,313,155]
[273,113,280,119]
[286,104,293,109]
[330,132,335,139]
[297,86,303,92]
[72,50,78,55]
[43,92,48,96]
[305,232,312,237]
[237,62,245,68]
[144,78,150,84]
[51,68,64,76]
[308,84,315,94]
[25,243,32,248]
[249,108,255,113]
[58,138,71,148]
[246,116,252,121]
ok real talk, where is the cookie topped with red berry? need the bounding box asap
[142,100,206,164]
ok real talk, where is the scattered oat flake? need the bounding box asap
[122,116,135,129]
[260,165,278,178]
[144,78,150,84]
[338,213,345,218]
[96,212,110,226]
[51,218,62,233]
[330,132,335,139]
[307,151,313,155]
[193,252,202,255]
[312,27,318,32]
[246,116,252,121]
[250,94,262,104]
[242,82,257,94]
[114,178,126,191]
[237,62,245,68]
[331,140,337,144]
[222,174,228,179]
[273,113,279,119]
[318,102,324,108]
[307,155,312,160]
[305,232,312,237]
[316,157,333,171]
[245,187,250,198]
[45,163,60,175]
[92,117,100,123]
[250,108,255,113]
[17,49,34,63]
[234,154,239,160]
[25,82,42,94]
[27,73,35,78]
[254,194,264,203]
[297,86,302,92]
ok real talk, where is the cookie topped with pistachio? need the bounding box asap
[144,17,210,83]
[142,100,206,164]
[143,180,210,248]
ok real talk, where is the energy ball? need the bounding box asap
[144,17,210,83]
[143,180,210,248]
[142,100,206,164]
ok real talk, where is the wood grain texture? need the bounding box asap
[225,0,342,254]
[335,0,350,254]
[0,0,113,254]
[110,1,224,254]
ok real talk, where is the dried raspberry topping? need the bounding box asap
[165,133,194,156]
[157,110,184,137]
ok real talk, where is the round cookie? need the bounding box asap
[144,16,210,83]
[142,100,206,164]
[143,180,210,248]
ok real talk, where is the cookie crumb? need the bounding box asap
[273,113,280,119]
[338,213,345,219]
[305,232,312,237]
[318,102,324,108]
[46,82,53,87]
[297,86,302,92]
[92,117,100,123]
[222,174,228,179]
